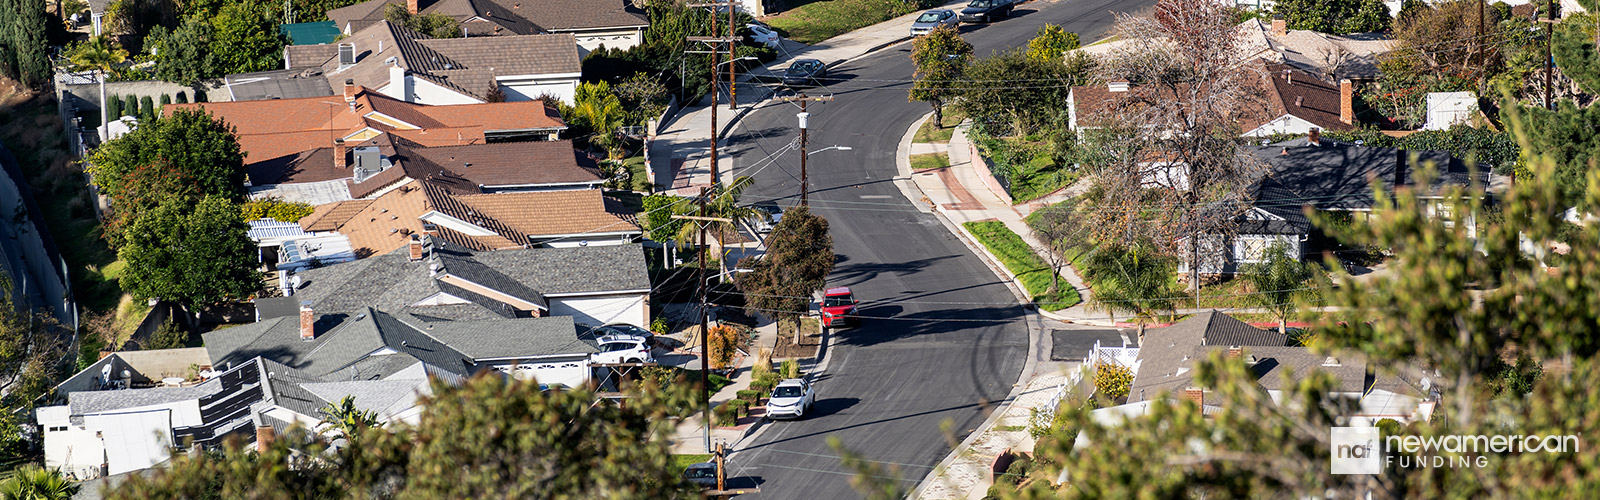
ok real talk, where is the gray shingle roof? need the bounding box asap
[299,379,432,419]
[403,314,596,359]
[1250,138,1483,211]
[223,69,335,102]
[328,0,645,35]
[69,386,218,417]
[1129,312,1289,402]
[289,242,648,315]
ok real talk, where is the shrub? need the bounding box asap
[735,389,760,403]
[1094,363,1133,400]
[780,359,800,379]
[139,95,154,119]
[713,403,738,426]
[121,95,137,118]
[241,198,315,222]
[146,320,189,349]
[159,94,171,106]
[175,91,188,104]
[650,317,670,334]
[106,93,122,119]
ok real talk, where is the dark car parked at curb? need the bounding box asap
[959,0,1013,22]
[783,58,827,88]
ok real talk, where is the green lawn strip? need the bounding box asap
[913,109,966,143]
[622,155,653,192]
[1002,141,1076,203]
[766,0,924,45]
[962,220,1081,310]
[909,152,949,172]
[674,454,713,472]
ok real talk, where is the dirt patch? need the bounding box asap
[773,318,823,359]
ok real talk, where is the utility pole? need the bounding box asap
[728,1,738,110]
[779,93,832,206]
[672,196,733,454]
[687,0,738,187]
[1477,0,1484,86]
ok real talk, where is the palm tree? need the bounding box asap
[676,176,758,276]
[65,35,128,142]
[1084,242,1178,344]
[320,395,379,440]
[0,466,79,500]
[570,81,627,160]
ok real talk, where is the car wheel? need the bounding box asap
[626,358,642,364]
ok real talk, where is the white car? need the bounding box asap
[765,378,815,419]
[746,24,781,49]
[590,334,653,365]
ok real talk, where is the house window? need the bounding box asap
[1235,236,1284,264]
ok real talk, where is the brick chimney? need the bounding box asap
[1227,345,1242,358]
[1182,387,1204,406]
[1339,79,1354,125]
[299,301,315,341]
[1308,127,1320,146]
[343,79,358,104]
[256,425,275,452]
[408,234,424,261]
[333,138,348,169]
[1271,17,1287,37]
[408,0,420,14]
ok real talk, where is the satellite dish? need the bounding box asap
[121,369,132,379]
[100,364,112,380]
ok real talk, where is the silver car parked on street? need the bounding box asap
[910,9,959,36]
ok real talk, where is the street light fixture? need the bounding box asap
[807,145,852,156]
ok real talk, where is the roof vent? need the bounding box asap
[1107,81,1129,92]
[385,56,398,66]
[1295,95,1303,107]
[1322,356,1341,367]
[338,43,356,68]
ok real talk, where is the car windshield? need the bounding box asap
[786,63,812,74]
[822,295,853,308]
[685,467,715,479]
[968,0,990,6]
[917,12,944,22]
[773,386,804,398]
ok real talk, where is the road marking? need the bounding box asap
[859,195,892,199]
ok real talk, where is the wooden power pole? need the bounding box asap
[671,195,732,454]
[687,0,739,187]
[1545,0,1555,109]
[779,93,832,206]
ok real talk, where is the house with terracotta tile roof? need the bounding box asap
[326,0,648,54]
[166,82,576,204]
[279,21,581,105]
[298,181,639,257]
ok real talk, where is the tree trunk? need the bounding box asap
[99,72,108,142]
[1279,316,1287,335]
[792,316,802,346]
[931,100,943,129]
[1136,321,1146,346]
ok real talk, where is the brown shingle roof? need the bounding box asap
[327,0,644,35]
[286,21,576,100]
[1069,59,1353,134]
[312,181,636,256]
[402,140,602,188]
[1129,311,1290,403]
[421,34,579,76]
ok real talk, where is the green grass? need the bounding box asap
[913,109,966,144]
[621,155,653,192]
[766,0,926,45]
[674,454,713,472]
[909,152,948,172]
[962,220,1081,310]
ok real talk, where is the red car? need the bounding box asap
[820,287,858,330]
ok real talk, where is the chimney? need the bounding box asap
[299,301,315,341]
[1182,387,1204,406]
[1308,127,1320,146]
[256,425,275,452]
[1295,95,1303,107]
[1271,16,1287,37]
[389,64,412,102]
[408,234,424,261]
[408,0,419,14]
[1282,69,1292,85]
[344,78,358,103]
[333,138,348,169]
[1339,79,1354,125]
[1227,345,1242,358]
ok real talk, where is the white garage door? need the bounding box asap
[497,359,591,388]
[549,294,647,328]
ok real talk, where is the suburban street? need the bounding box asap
[723,0,1159,497]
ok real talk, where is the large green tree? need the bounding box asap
[0,0,53,89]
[570,81,627,159]
[1270,0,1391,34]
[147,17,215,86]
[737,206,834,345]
[87,107,246,203]
[909,25,972,130]
[210,1,288,74]
[118,195,260,307]
[957,47,1089,137]
[1082,242,1177,341]
[107,375,700,499]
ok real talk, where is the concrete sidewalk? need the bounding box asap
[648,0,970,193]
[913,371,1075,500]
[669,318,782,455]
[901,117,1098,321]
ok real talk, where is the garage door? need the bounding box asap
[549,294,647,328]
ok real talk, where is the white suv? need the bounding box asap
[591,334,653,365]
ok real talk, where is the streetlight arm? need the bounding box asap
[806,145,853,156]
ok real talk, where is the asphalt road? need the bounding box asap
[720,1,1158,497]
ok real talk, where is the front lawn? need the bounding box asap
[971,135,1078,204]
[766,0,930,45]
[674,454,712,472]
[913,109,966,144]
[962,220,1080,310]
[909,152,948,172]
